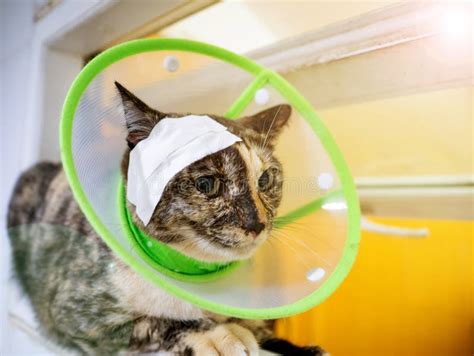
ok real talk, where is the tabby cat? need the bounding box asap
[7,82,325,355]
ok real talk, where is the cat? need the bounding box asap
[7,82,326,355]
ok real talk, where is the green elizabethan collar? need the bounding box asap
[61,38,360,319]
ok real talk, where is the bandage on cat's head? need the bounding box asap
[60,38,360,319]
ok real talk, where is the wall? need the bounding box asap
[319,87,473,177]
[0,1,37,353]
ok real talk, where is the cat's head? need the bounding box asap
[116,82,291,263]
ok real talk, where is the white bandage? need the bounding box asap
[127,115,242,225]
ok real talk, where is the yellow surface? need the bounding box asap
[276,218,473,356]
[319,87,474,177]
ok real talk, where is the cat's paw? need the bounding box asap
[183,323,258,356]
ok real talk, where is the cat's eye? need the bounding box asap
[258,169,275,191]
[195,176,220,197]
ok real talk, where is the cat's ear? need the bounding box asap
[238,104,291,145]
[115,81,163,148]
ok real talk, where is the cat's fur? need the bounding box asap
[7,83,325,355]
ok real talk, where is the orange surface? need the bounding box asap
[276,217,473,356]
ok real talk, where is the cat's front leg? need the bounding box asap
[179,323,258,356]
[226,319,327,356]
[129,316,258,355]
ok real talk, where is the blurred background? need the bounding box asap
[0,0,472,355]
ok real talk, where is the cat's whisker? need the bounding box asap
[258,115,271,151]
[270,233,311,269]
[271,229,332,267]
[260,105,282,151]
[273,218,340,238]
[274,223,340,254]
[263,236,279,255]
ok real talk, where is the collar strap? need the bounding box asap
[122,194,234,276]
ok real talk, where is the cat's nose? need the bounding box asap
[234,194,266,237]
[243,219,265,237]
